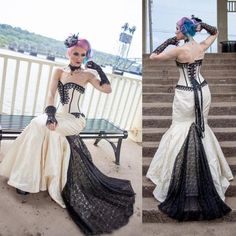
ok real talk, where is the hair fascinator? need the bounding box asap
[64,33,79,48]
[191,15,202,24]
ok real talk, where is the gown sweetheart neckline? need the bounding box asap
[58,80,86,90]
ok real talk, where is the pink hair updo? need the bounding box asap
[65,34,93,62]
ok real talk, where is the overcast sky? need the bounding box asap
[147,0,236,52]
[0,0,142,58]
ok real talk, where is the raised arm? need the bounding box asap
[199,22,218,51]
[150,36,180,61]
[86,61,112,93]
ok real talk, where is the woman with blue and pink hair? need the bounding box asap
[0,34,135,235]
[146,16,233,220]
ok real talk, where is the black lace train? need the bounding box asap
[61,136,135,235]
[158,123,231,221]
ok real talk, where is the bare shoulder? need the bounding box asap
[176,42,204,61]
[175,46,189,57]
[176,45,187,53]
[54,67,64,75]
[50,67,63,83]
[83,68,98,80]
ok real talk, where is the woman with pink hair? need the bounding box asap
[0,34,135,235]
[146,16,233,220]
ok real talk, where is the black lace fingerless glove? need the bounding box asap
[86,61,110,86]
[200,22,217,35]
[152,37,179,54]
[45,106,58,126]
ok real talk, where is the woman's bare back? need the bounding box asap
[176,41,205,63]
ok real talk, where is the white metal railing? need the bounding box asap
[228,1,236,12]
[0,50,142,135]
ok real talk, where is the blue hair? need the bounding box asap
[178,17,197,37]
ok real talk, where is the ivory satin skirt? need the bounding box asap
[0,112,86,208]
[146,84,233,203]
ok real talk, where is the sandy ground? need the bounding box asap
[0,139,142,236]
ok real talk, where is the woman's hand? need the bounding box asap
[46,122,58,131]
[168,36,179,46]
[86,61,100,71]
[196,24,202,32]
[45,106,58,131]
[86,61,111,85]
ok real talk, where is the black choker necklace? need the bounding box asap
[68,64,82,75]
[69,64,81,72]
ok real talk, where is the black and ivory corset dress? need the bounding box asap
[146,59,233,220]
[0,69,135,235]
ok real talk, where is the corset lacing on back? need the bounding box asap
[176,60,205,138]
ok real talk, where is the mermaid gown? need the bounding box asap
[146,59,234,220]
[0,79,135,235]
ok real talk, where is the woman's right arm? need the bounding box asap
[150,36,180,61]
[45,68,62,130]
[46,68,62,106]
[150,47,180,61]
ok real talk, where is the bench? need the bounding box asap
[0,115,128,165]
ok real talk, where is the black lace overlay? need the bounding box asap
[152,37,179,54]
[200,22,217,35]
[45,105,58,126]
[58,81,85,105]
[158,123,231,221]
[62,136,135,235]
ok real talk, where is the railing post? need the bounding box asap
[0,57,8,113]
[0,52,141,135]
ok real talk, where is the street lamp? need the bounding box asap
[113,23,136,75]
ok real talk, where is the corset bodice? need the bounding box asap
[57,80,85,114]
[176,59,205,86]
[175,59,207,138]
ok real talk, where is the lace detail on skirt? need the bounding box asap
[61,136,135,235]
[158,123,231,221]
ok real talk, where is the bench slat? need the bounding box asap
[0,115,128,164]
[0,115,126,136]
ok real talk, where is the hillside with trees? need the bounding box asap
[0,23,141,74]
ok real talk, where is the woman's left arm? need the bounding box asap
[86,61,112,93]
[199,23,218,51]
[87,72,112,93]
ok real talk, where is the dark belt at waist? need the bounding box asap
[70,112,85,118]
[176,80,208,91]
